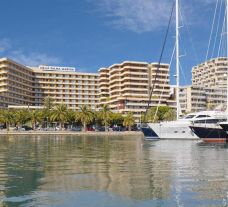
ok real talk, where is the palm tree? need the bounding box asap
[99,104,112,131]
[50,104,68,130]
[43,96,54,110]
[29,110,43,130]
[15,109,30,128]
[110,112,123,127]
[43,96,54,128]
[66,109,76,129]
[0,110,15,131]
[77,106,94,132]
[123,112,135,131]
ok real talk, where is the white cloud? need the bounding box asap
[0,38,11,52]
[95,0,173,33]
[10,50,62,66]
[0,38,61,66]
[92,0,221,33]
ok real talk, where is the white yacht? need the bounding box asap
[147,111,227,139]
[143,0,227,140]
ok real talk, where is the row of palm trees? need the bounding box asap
[0,101,135,132]
[0,97,176,132]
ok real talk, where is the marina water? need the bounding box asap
[0,135,227,207]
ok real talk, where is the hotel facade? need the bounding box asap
[0,58,99,110]
[0,58,174,120]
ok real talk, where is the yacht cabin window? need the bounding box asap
[195,115,211,118]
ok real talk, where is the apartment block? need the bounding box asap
[192,57,228,88]
[179,85,226,113]
[99,61,172,119]
[0,58,99,110]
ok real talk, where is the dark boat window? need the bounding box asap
[184,115,195,119]
[193,119,221,124]
[195,115,211,118]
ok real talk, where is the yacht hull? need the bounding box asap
[141,127,160,140]
[190,126,228,143]
[148,122,198,139]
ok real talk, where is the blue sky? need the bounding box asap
[0,0,225,85]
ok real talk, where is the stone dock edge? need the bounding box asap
[0,131,144,136]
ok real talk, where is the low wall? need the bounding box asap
[0,131,143,136]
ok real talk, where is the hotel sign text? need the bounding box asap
[39,65,75,72]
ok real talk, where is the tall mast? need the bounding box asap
[226,0,228,114]
[176,0,180,120]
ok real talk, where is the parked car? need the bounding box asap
[87,126,95,131]
[112,126,125,131]
[95,126,105,131]
[21,126,33,131]
[71,126,82,131]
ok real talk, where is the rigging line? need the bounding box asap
[179,3,200,64]
[144,1,175,118]
[178,30,188,85]
[206,0,219,61]
[217,7,226,57]
[153,44,176,123]
[179,63,187,86]
[211,0,224,58]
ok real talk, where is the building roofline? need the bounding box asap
[0,57,98,75]
[0,57,33,71]
[192,56,228,70]
[100,60,169,71]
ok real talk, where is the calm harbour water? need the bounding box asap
[0,135,227,207]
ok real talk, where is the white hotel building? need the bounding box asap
[0,57,99,110]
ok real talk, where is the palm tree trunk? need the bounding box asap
[83,122,86,132]
[32,121,36,130]
[128,125,131,131]
[6,123,9,131]
[105,123,108,132]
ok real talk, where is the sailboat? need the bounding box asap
[190,0,228,143]
[143,0,228,140]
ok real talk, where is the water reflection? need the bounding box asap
[0,136,227,207]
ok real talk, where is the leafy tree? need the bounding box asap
[146,106,174,123]
[77,106,94,132]
[145,107,159,123]
[123,112,135,131]
[50,104,68,130]
[163,109,176,121]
